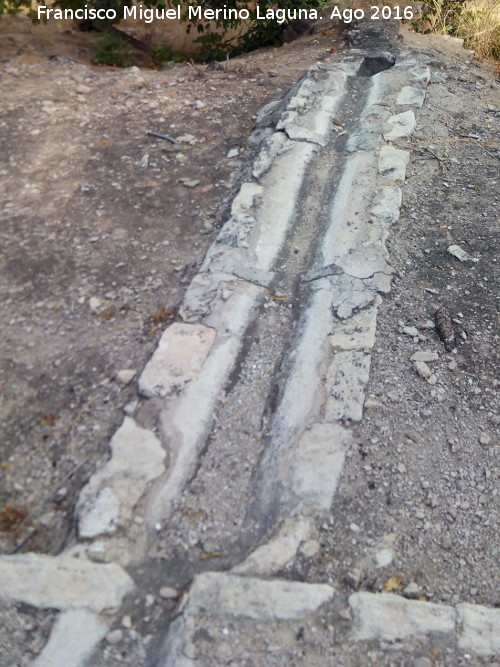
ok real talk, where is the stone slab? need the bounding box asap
[370,186,402,227]
[187,572,335,620]
[383,111,416,140]
[139,323,216,399]
[457,603,500,656]
[232,516,316,575]
[33,610,109,667]
[0,554,134,612]
[329,305,378,351]
[77,417,165,538]
[349,592,456,641]
[325,351,372,422]
[378,145,410,183]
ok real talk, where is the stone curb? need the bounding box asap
[161,581,500,664]
[350,592,500,657]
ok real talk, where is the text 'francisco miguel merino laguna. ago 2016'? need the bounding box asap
[37,4,322,24]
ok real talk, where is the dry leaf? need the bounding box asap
[199,552,223,561]
[40,412,58,427]
[383,576,404,591]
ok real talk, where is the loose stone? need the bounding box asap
[414,361,432,380]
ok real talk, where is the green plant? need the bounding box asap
[91,30,137,67]
[183,0,329,60]
[149,43,188,67]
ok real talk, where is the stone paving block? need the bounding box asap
[230,181,263,215]
[187,572,335,620]
[287,423,351,511]
[383,111,416,140]
[396,86,426,108]
[33,610,109,667]
[0,553,134,612]
[139,322,216,399]
[349,592,456,641]
[77,417,165,538]
[370,186,402,226]
[378,145,410,182]
[410,65,431,86]
[457,603,500,656]
[232,516,316,575]
[325,351,371,422]
[329,305,378,351]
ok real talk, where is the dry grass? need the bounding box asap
[457,0,500,61]
[418,0,500,62]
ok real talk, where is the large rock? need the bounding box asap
[0,553,134,612]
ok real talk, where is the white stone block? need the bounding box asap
[396,86,426,108]
[383,111,416,140]
[457,603,500,656]
[378,145,410,182]
[0,554,133,612]
[139,323,216,399]
[329,305,378,351]
[232,517,316,575]
[77,417,165,538]
[34,610,109,667]
[325,351,371,422]
[188,573,335,620]
[349,592,456,641]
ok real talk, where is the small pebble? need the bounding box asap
[159,586,179,599]
[106,629,123,645]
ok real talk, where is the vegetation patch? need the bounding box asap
[414,0,500,62]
